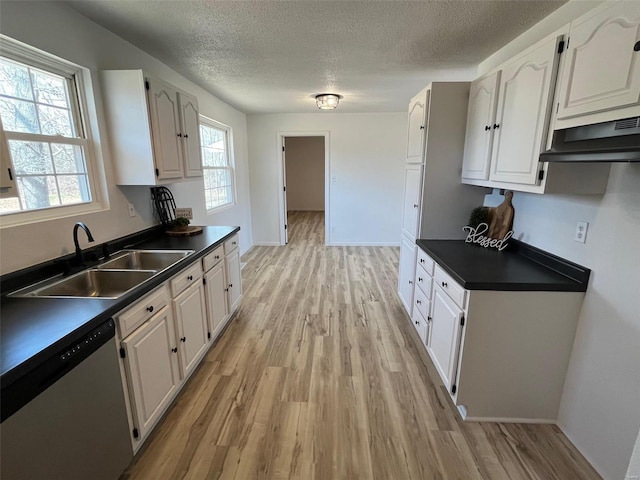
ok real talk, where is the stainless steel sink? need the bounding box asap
[98,249,194,272]
[11,269,156,299]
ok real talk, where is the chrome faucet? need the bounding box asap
[73,222,95,265]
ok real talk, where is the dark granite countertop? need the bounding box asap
[416,239,590,292]
[0,226,239,389]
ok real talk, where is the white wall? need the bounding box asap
[0,1,252,275]
[480,2,639,478]
[285,136,325,211]
[247,113,406,246]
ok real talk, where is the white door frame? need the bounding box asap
[277,131,330,245]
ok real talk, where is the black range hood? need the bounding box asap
[540,116,640,163]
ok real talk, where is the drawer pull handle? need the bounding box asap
[146,306,154,313]
[416,300,422,305]
[180,337,186,343]
[171,347,178,353]
[187,275,193,281]
[442,281,448,287]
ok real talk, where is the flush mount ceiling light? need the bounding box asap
[315,93,343,110]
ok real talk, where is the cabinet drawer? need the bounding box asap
[416,249,434,275]
[224,234,239,255]
[434,265,466,308]
[202,245,224,272]
[413,285,431,320]
[415,264,433,300]
[411,306,429,345]
[116,285,169,339]
[170,262,203,297]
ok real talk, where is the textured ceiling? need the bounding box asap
[65,0,567,113]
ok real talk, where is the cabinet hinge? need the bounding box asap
[132,427,139,439]
[284,224,287,230]
[460,315,465,327]
[208,332,211,339]
[7,168,13,181]
[203,277,207,285]
[451,384,457,395]
[282,146,285,152]
[283,186,286,192]
[155,168,159,177]
[119,347,126,359]
[145,80,150,90]
[538,170,545,181]
[557,40,565,54]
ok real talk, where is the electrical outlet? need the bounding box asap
[175,208,193,219]
[574,221,588,243]
[127,203,136,218]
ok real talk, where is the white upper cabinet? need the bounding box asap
[556,2,640,122]
[489,35,560,185]
[179,91,204,178]
[101,70,203,185]
[406,89,430,163]
[147,77,184,180]
[461,72,501,181]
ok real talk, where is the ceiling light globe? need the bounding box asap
[315,94,342,110]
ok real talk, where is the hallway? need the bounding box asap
[123,211,600,479]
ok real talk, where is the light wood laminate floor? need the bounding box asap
[122,211,600,480]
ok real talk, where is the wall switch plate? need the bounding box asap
[127,203,136,217]
[574,221,588,243]
[175,208,193,219]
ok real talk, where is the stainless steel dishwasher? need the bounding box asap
[1,319,133,480]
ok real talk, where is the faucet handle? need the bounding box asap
[101,243,110,259]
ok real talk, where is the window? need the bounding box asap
[199,117,234,211]
[0,37,103,223]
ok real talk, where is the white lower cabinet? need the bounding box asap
[409,247,584,423]
[120,304,180,442]
[173,280,208,379]
[427,286,464,392]
[398,234,417,315]
[116,234,243,451]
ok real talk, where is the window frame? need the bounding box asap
[199,115,236,214]
[0,35,107,228]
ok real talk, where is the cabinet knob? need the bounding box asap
[409,280,413,285]
[181,337,186,343]
[416,299,421,305]
[229,283,233,288]
[428,316,432,322]
[171,347,178,353]
[634,41,640,52]
[442,281,448,287]
[184,134,189,138]
[419,125,425,130]
[187,275,193,281]
[484,125,491,131]
[224,288,229,292]
[493,124,500,129]
[146,305,154,313]
[214,255,220,259]
[413,204,419,208]
[177,133,183,137]
[232,241,237,245]
[418,277,423,282]
[415,320,419,325]
[420,259,425,264]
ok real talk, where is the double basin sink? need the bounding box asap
[10,250,194,299]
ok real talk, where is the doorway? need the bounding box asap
[278,132,329,245]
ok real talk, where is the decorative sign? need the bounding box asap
[175,207,193,219]
[462,223,513,251]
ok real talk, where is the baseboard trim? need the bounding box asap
[326,242,401,247]
[462,414,557,424]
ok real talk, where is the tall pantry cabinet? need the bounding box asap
[397,83,487,317]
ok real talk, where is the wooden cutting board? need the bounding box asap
[165,226,203,237]
[487,191,514,239]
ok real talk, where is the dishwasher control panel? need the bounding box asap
[60,319,115,362]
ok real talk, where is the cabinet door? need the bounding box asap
[225,248,242,314]
[397,234,417,316]
[401,164,423,240]
[147,77,184,180]
[173,281,209,379]
[461,72,500,180]
[121,306,180,441]
[179,91,203,178]
[406,90,430,163]
[489,36,560,185]
[204,261,229,337]
[557,2,640,120]
[427,286,464,392]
